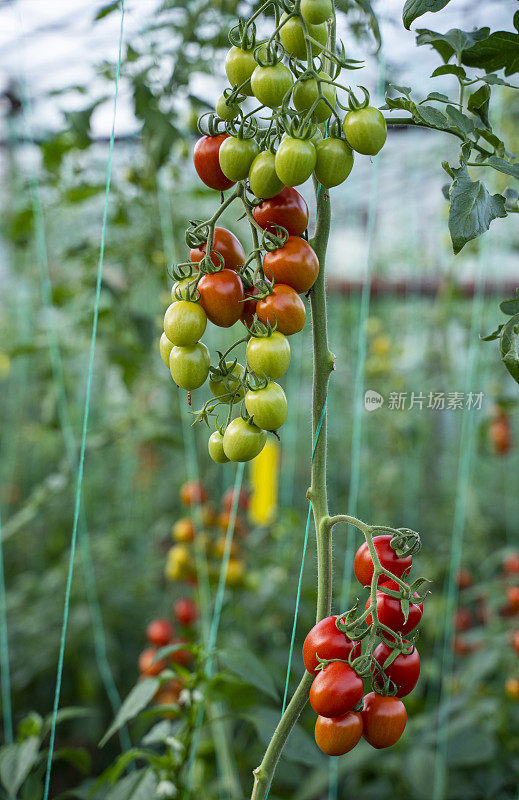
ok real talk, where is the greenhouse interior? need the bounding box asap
[0,0,519,798]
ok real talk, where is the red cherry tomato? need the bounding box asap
[314,711,363,756]
[170,638,192,666]
[309,662,364,718]
[361,692,407,749]
[222,487,250,512]
[456,568,473,590]
[180,480,208,506]
[193,134,235,191]
[489,415,511,455]
[253,187,309,236]
[506,586,519,613]
[354,534,412,587]
[302,616,360,676]
[512,630,519,656]
[256,284,306,336]
[190,227,245,271]
[138,647,166,677]
[365,579,423,635]
[174,598,198,626]
[454,608,473,632]
[263,236,319,294]
[372,641,420,698]
[146,619,174,648]
[198,269,244,327]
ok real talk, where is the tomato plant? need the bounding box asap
[190,227,245,270]
[256,285,306,335]
[274,136,316,187]
[314,711,363,756]
[372,641,420,697]
[198,269,245,327]
[249,151,285,199]
[169,343,211,390]
[366,579,423,635]
[246,332,291,379]
[343,106,387,156]
[302,616,360,676]
[354,534,413,587]
[251,63,293,108]
[309,661,364,718]
[163,300,207,346]
[219,135,259,182]
[314,138,354,188]
[222,418,267,462]
[244,380,288,431]
[361,692,407,749]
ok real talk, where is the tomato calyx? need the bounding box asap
[228,18,257,52]
[370,526,422,558]
[224,115,258,141]
[260,223,289,252]
[253,39,285,68]
[197,111,227,137]
[345,85,370,112]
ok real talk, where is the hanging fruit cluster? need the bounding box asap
[303,529,426,755]
[165,481,250,586]
[159,0,386,462]
[138,605,197,714]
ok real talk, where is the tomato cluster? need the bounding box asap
[165,480,249,587]
[138,609,196,714]
[303,532,424,756]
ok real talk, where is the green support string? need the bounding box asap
[0,510,12,745]
[15,4,129,753]
[41,4,125,798]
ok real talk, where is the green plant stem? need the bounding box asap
[385,117,491,158]
[250,183,333,800]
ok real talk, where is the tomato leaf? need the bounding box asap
[218,649,279,701]
[462,30,519,76]
[499,292,519,316]
[500,315,519,383]
[402,0,452,31]
[104,769,158,800]
[448,166,507,254]
[467,84,491,127]
[99,679,159,747]
[416,27,490,62]
[486,156,519,180]
[0,738,40,797]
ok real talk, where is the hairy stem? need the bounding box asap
[250,183,333,800]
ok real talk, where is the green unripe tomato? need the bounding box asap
[343,106,387,155]
[164,300,207,346]
[208,431,229,463]
[225,46,257,96]
[246,332,291,379]
[249,151,285,199]
[280,13,327,60]
[169,343,210,390]
[219,136,259,181]
[275,136,316,187]
[251,63,293,108]
[301,0,332,25]
[209,361,246,403]
[314,138,354,188]
[223,418,267,462]
[245,381,288,431]
[293,72,336,123]
[216,94,241,121]
[160,332,174,368]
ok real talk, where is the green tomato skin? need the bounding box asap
[216,94,240,121]
[301,0,332,25]
[164,300,207,346]
[160,332,174,368]
[169,343,210,390]
[225,46,257,95]
[275,137,316,187]
[209,361,246,403]
[245,381,288,431]
[219,136,259,181]
[246,332,291,379]
[249,151,285,199]
[314,138,354,188]
[208,431,230,463]
[251,64,293,108]
[171,276,196,301]
[223,418,267,462]
[293,72,336,123]
[280,13,327,60]
[342,107,387,156]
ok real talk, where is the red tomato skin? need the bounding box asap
[489,416,512,455]
[303,616,361,676]
[456,568,473,590]
[253,187,309,236]
[365,580,423,635]
[454,608,473,632]
[180,480,207,506]
[314,711,363,756]
[309,662,364,718]
[198,270,244,327]
[193,135,235,191]
[174,598,198,626]
[372,642,420,698]
[222,487,250,512]
[190,227,245,271]
[361,692,407,749]
[504,553,519,576]
[263,236,319,293]
[354,534,412,587]
[170,638,192,666]
[241,287,261,328]
[256,284,306,336]
[138,647,166,676]
[506,586,519,613]
[146,619,174,647]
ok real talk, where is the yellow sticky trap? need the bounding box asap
[249,439,279,526]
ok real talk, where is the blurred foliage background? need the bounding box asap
[1,0,519,798]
